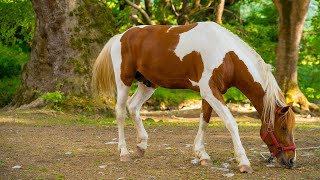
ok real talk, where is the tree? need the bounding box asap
[214,0,225,24]
[273,0,313,110]
[11,0,116,109]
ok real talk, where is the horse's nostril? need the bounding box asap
[288,158,295,167]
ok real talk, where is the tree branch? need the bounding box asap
[124,0,155,25]
[170,0,180,16]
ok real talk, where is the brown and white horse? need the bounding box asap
[92,22,296,173]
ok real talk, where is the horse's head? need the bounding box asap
[260,105,296,168]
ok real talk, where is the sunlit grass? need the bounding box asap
[0,110,319,129]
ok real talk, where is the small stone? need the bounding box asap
[222,163,230,169]
[65,152,72,155]
[105,141,118,145]
[148,175,156,179]
[165,147,172,150]
[249,148,255,151]
[261,145,267,148]
[223,173,234,177]
[185,144,192,148]
[99,165,107,169]
[301,153,313,157]
[211,167,229,172]
[191,158,200,165]
[12,165,22,169]
[266,164,275,167]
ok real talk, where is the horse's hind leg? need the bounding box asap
[115,81,131,161]
[127,82,156,156]
[194,99,213,166]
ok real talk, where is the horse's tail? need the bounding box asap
[92,34,120,99]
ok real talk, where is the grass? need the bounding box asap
[1,110,319,130]
[130,83,248,109]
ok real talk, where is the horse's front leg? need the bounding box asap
[194,99,212,166]
[201,86,253,173]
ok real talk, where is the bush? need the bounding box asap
[41,91,66,111]
[0,76,20,107]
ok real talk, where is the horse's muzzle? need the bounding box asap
[280,156,295,169]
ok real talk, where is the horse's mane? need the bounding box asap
[213,22,291,129]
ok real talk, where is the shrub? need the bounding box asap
[41,91,66,111]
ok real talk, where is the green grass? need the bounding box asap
[1,110,319,130]
[130,83,248,109]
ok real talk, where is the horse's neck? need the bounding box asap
[231,55,266,117]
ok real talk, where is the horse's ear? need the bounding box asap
[277,105,290,114]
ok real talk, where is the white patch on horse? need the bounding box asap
[194,113,210,161]
[166,25,178,33]
[174,22,266,89]
[189,79,199,87]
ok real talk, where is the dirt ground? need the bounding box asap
[0,107,320,179]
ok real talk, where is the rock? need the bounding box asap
[211,167,229,172]
[266,164,275,167]
[99,165,107,169]
[222,163,230,169]
[185,144,192,148]
[223,173,234,177]
[65,152,72,155]
[105,141,118,145]
[191,158,200,165]
[165,147,172,150]
[12,165,22,169]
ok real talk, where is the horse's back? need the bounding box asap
[118,23,206,90]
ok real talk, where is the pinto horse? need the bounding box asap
[92,22,296,173]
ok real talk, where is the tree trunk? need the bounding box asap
[273,0,311,110]
[11,0,115,108]
[177,0,190,25]
[214,0,225,24]
[145,0,152,17]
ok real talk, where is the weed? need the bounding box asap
[41,91,66,111]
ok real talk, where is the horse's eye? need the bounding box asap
[282,126,287,130]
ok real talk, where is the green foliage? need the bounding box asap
[41,91,66,111]
[0,76,20,107]
[106,0,134,33]
[298,0,320,103]
[223,88,248,102]
[0,43,29,107]
[0,0,34,47]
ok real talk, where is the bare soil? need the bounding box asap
[0,108,320,179]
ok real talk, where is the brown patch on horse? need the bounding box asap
[209,51,265,114]
[202,99,212,123]
[119,23,203,91]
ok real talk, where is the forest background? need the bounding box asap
[0,0,319,112]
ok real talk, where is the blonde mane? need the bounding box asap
[216,22,289,128]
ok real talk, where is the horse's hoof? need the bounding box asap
[239,165,254,173]
[200,159,212,167]
[120,154,131,162]
[136,146,145,157]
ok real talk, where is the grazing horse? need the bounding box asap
[92,22,296,173]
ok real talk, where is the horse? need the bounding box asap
[92,22,296,173]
